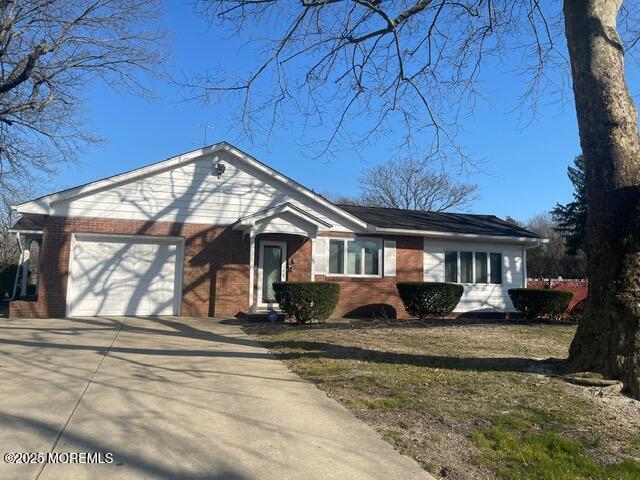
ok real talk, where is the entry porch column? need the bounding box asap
[20,242,30,297]
[248,229,256,313]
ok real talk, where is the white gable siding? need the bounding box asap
[51,152,358,231]
[423,238,524,312]
[252,211,319,236]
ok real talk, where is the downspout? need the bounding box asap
[522,245,528,288]
[9,232,23,301]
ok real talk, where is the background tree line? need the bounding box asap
[506,155,588,281]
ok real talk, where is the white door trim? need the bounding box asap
[257,240,287,309]
[66,233,185,317]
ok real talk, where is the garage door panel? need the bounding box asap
[68,236,182,317]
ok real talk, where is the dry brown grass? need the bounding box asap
[246,319,640,480]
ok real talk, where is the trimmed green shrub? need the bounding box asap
[273,281,340,324]
[508,288,573,319]
[396,282,463,320]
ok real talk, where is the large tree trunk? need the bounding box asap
[563,0,640,398]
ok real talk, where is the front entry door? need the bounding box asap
[258,241,287,308]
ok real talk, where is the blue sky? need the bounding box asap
[52,2,637,223]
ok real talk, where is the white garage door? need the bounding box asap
[67,235,183,317]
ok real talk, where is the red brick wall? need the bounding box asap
[209,228,251,317]
[10,216,251,318]
[9,299,48,318]
[9,215,422,319]
[315,235,424,318]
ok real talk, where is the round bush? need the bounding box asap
[273,281,340,324]
[396,282,463,320]
[508,288,573,319]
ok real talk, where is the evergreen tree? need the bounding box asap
[552,155,587,255]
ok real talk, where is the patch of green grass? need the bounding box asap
[397,419,413,430]
[423,461,439,474]
[491,407,579,434]
[302,360,350,377]
[382,428,404,443]
[624,435,640,457]
[471,415,640,480]
[350,388,414,410]
[351,375,379,390]
[381,428,412,450]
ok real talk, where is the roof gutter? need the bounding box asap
[370,226,548,245]
[9,229,43,235]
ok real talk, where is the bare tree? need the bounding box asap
[193,1,640,398]
[0,0,166,198]
[357,156,476,211]
[525,212,586,283]
[526,213,565,284]
[0,193,19,268]
[320,191,360,205]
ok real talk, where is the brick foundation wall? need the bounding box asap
[9,299,48,318]
[315,235,424,318]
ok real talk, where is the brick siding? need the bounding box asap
[315,235,424,318]
[10,216,248,318]
[10,216,422,319]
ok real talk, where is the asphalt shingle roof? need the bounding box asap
[337,204,542,239]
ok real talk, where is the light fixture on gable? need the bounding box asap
[216,162,226,178]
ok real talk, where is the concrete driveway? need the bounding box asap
[0,316,433,480]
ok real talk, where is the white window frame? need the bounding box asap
[326,237,383,278]
[444,249,503,285]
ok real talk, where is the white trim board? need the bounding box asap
[372,226,546,245]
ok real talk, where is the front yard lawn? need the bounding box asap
[245,320,640,480]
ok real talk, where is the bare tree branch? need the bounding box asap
[0,0,166,197]
[188,0,578,159]
[356,155,478,211]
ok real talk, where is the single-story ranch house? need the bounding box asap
[9,142,544,319]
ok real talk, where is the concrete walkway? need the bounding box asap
[0,317,433,480]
